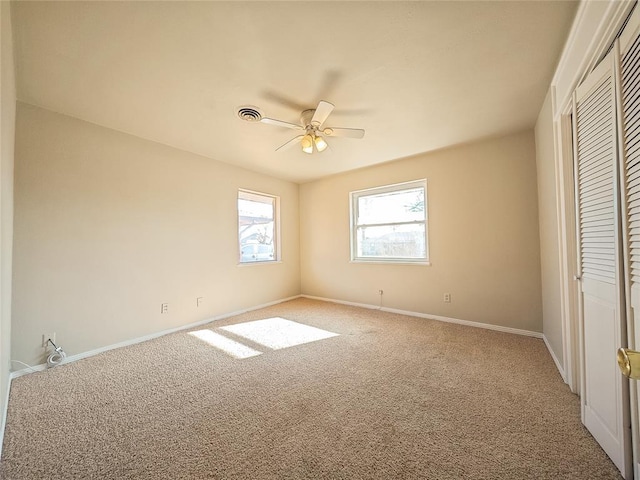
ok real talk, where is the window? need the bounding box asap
[350,180,428,264]
[238,189,279,264]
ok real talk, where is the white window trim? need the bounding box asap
[350,179,429,265]
[237,188,281,265]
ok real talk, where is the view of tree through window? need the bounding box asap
[351,180,428,262]
[238,190,278,263]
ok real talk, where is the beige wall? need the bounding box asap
[300,131,543,332]
[1,0,16,449]
[12,103,300,366]
[534,90,564,365]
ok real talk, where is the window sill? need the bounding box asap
[238,260,282,267]
[350,260,431,266]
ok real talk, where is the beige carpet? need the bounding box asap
[0,298,623,479]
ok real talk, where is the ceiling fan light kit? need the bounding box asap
[236,100,365,154]
[301,134,314,154]
[314,135,328,153]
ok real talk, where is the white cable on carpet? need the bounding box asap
[10,360,39,373]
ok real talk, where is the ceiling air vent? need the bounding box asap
[236,106,263,122]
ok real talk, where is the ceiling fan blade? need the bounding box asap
[275,135,304,151]
[321,127,365,139]
[261,117,304,130]
[261,91,308,112]
[311,100,335,127]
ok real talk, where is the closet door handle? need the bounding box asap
[617,348,640,380]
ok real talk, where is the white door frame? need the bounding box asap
[554,101,580,392]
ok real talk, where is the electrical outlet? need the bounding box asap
[378,289,384,295]
[161,303,168,314]
[196,297,203,307]
[42,333,56,348]
[444,293,451,303]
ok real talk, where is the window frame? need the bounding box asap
[349,179,429,265]
[237,189,280,265]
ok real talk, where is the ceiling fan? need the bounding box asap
[238,101,365,154]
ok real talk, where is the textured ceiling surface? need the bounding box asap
[12,1,578,183]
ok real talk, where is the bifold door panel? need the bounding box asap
[574,49,632,478]
[619,7,640,479]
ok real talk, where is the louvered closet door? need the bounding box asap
[619,6,640,478]
[574,48,631,477]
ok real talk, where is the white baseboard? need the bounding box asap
[301,294,543,338]
[543,334,567,382]
[10,295,302,380]
[0,373,12,459]
[301,294,387,312]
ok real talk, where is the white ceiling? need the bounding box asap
[11,1,578,183]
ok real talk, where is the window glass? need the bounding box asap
[351,180,428,263]
[238,190,278,263]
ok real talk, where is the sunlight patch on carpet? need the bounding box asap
[189,329,262,359]
[220,317,339,350]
